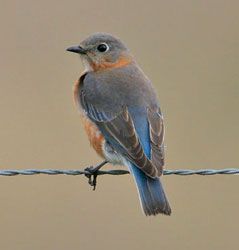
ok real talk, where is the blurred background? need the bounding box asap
[0,0,238,249]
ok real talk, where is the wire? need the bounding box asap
[0,168,238,176]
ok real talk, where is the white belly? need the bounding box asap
[102,141,126,166]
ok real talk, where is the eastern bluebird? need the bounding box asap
[67,33,171,216]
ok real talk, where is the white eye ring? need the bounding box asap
[97,43,110,52]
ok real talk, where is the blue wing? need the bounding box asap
[81,89,159,178]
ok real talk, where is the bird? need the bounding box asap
[67,33,171,216]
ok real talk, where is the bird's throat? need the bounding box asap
[90,56,133,71]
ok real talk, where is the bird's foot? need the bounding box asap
[84,161,108,190]
[84,166,99,190]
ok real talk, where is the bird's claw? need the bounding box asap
[84,161,108,190]
[84,166,98,190]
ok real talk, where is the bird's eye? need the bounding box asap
[97,43,109,52]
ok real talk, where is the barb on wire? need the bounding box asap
[0,168,238,176]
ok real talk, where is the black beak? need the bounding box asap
[66,45,87,54]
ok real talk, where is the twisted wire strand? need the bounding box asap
[0,168,238,176]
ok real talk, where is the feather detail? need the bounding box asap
[73,73,88,109]
[95,107,158,178]
[147,108,165,176]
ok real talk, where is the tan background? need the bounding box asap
[0,0,238,249]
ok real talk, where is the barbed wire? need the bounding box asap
[0,168,238,176]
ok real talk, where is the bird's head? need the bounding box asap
[67,33,133,71]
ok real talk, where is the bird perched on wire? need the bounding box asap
[67,33,171,216]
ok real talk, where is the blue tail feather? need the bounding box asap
[128,163,171,216]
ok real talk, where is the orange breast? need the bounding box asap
[72,74,105,158]
[82,115,105,158]
[73,76,105,158]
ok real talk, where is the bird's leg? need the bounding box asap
[84,160,108,190]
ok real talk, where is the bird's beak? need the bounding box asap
[66,45,87,54]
